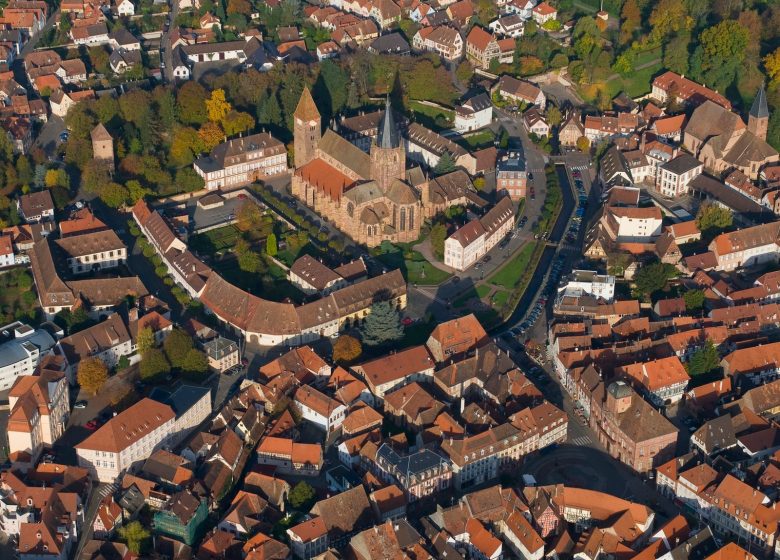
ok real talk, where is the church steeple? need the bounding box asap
[293,87,321,169]
[377,96,400,149]
[748,84,769,141]
[370,96,405,192]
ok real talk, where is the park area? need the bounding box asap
[450,240,545,329]
[372,241,452,285]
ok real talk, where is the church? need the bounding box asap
[683,85,778,181]
[290,88,425,246]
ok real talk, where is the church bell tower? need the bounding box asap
[370,97,406,191]
[293,87,321,169]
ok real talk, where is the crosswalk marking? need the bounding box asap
[96,483,117,499]
[570,435,592,446]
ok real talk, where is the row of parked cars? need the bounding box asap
[512,253,568,337]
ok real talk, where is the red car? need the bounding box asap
[402,317,414,326]
[85,420,100,430]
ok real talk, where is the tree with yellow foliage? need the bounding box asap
[765,47,780,87]
[77,357,109,396]
[205,89,232,123]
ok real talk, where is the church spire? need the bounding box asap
[294,86,320,122]
[751,83,769,120]
[377,96,400,149]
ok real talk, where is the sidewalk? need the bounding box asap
[412,238,453,276]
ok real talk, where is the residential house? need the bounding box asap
[656,154,703,197]
[412,25,463,61]
[465,26,513,69]
[444,196,514,271]
[454,92,492,133]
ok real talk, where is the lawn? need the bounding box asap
[409,100,454,131]
[459,129,496,150]
[491,289,510,308]
[374,244,451,285]
[488,243,538,289]
[189,225,241,255]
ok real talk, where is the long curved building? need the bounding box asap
[132,200,406,347]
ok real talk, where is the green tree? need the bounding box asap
[239,248,262,272]
[182,348,209,374]
[266,232,278,256]
[546,105,562,127]
[684,289,706,312]
[694,20,749,92]
[663,34,691,76]
[430,223,447,261]
[175,168,205,193]
[686,340,721,377]
[221,110,255,137]
[288,481,316,509]
[137,327,155,354]
[434,152,456,175]
[140,348,170,380]
[696,203,732,235]
[361,300,404,347]
[99,182,129,208]
[118,521,151,555]
[317,60,349,119]
[164,328,194,369]
[633,262,679,298]
[332,334,362,364]
[257,90,283,127]
[177,82,208,125]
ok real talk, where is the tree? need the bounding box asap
[663,34,691,76]
[361,300,404,347]
[100,182,129,208]
[177,82,208,125]
[140,348,170,380]
[221,110,255,136]
[332,335,362,364]
[696,203,732,234]
[686,340,721,377]
[238,248,262,272]
[181,348,209,374]
[164,328,194,369]
[434,152,456,175]
[576,136,590,152]
[175,168,205,193]
[119,521,151,555]
[44,168,68,188]
[288,481,316,509]
[619,0,640,44]
[206,89,232,123]
[430,223,447,261]
[695,20,749,92]
[236,200,263,231]
[684,289,706,312]
[126,180,151,203]
[649,0,692,41]
[634,262,679,298]
[169,126,203,166]
[765,47,780,87]
[266,232,277,256]
[546,105,562,128]
[78,357,109,395]
[137,327,155,354]
[198,121,225,152]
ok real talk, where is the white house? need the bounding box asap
[0,323,56,392]
[444,197,515,271]
[558,270,616,302]
[454,93,492,133]
[656,154,703,198]
[293,385,347,433]
[115,0,135,16]
[489,14,524,38]
[75,398,176,482]
[532,1,557,24]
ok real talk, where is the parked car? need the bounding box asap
[85,420,99,430]
[74,400,87,409]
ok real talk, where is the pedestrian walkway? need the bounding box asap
[570,435,592,446]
